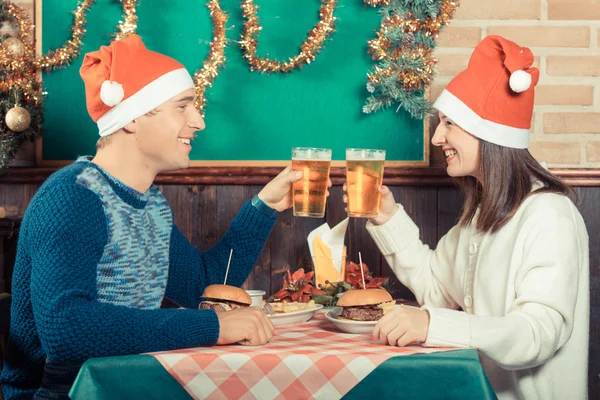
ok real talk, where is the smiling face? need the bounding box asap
[133,88,205,172]
[432,112,481,180]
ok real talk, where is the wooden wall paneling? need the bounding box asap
[215,185,246,238]
[0,182,39,217]
[324,186,348,233]
[2,167,599,186]
[0,184,32,293]
[214,185,274,291]
[575,187,600,400]
[193,185,217,251]
[383,187,438,300]
[399,187,439,248]
[436,186,463,241]
[0,239,4,293]
[160,185,196,240]
[241,186,272,293]
[0,185,24,214]
[22,184,40,211]
[215,186,247,286]
[268,206,294,297]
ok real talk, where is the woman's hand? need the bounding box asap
[342,183,398,225]
[372,305,430,347]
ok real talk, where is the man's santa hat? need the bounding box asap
[433,35,539,149]
[79,34,194,137]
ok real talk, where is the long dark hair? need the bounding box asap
[454,140,574,233]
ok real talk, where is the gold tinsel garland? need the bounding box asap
[382,4,457,38]
[364,0,390,6]
[113,0,227,114]
[1,0,95,102]
[115,0,138,40]
[0,3,41,104]
[366,46,437,90]
[0,0,43,163]
[193,0,228,113]
[365,0,458,92]
[3,2,32,43]
[240,0,338,73]
[33,0,95,70]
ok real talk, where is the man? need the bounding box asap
[0,34,318,399]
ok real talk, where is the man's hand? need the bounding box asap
[258,166,332,212]
[372,305,430,347]
[216,307,275,346]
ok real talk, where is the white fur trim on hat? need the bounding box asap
[433,90,530,149]
[509,70,532,93]
[100,81,125,106]
[96,68,194,137]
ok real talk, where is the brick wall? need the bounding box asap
[434,0,600,167]
[6,0,600,168]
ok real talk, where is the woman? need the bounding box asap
[346,36,590,399]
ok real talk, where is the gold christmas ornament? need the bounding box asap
[0,21,14,36]
[2,37,25,57]
[0,1,42,173]
[240,0,338,74]
[0,4,42,105]
[2,3,32,44]
[5,106,31,132]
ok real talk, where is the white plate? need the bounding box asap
[324,307,378,334]
[324,304,410,334]
[266,303,324,326]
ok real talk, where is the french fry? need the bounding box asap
[270,300,316,313]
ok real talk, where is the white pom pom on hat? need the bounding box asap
[509,70,532,93]
[100,80,125,106]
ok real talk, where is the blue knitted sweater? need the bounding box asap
[0,159,276,399]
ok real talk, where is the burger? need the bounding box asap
[199,284,251,312]
[336,289,395,321]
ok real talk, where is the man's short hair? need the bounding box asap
[95,108,161,150]
[96,136,111,150]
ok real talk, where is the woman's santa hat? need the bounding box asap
[433,35,539,149]
[79,34,194,137]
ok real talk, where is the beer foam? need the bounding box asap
[345,149,386,161]
[292,148,332,161]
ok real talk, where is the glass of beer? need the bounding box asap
[292,147,332,218]
[346,148,386,218]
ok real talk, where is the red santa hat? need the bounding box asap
[433,35,539,149]
[79,34,194,137]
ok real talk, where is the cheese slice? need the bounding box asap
[378,301,396,315]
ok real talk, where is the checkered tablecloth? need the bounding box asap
[150,311,457,400]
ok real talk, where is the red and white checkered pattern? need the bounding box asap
[151,311,457,399]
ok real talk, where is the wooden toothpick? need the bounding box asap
[359,251,366,290]
[224,249,233,285]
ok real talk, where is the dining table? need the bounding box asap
[69,309,497,399]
